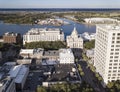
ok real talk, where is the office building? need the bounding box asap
[94,24,120,85]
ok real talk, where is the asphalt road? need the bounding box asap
[78,61,106,92]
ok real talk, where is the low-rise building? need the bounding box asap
[19,48,44,59]
[3,32,21,44]
[67,27,83,49]
[9,65,29,91]
[43,50,59,60]
[17,59,32,65]
[59,48,74,64]
[23,28,64,44]
[84,18,118,24]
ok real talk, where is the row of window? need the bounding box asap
[113,33,120,36]
[109,67,120,69]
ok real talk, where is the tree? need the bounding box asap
[107,80,120,92]
[24,41,66,50]
[84,40,95,49]
[37,86,46,92]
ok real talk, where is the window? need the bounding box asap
[110,56,113,58]
[113,33,115,36]
[118,74,120,76]
[112,41,115,43]
[110,60,113,62]
[111,49,114,51]
[116,45,120,47]
[110,53,114,55]
[117,33,120,36]
[109,67,112,69]
[111,45,114,47]
[113,70,117,72]
[115,52,119,55]
[114,60,118,62]
[114,56,118,58]
[115,49,119,51]
[117,37,120,39]
[112,74,116,76]
[113,67,117,69]
[112,77,115,79]
[114,63,118,65]
[116,41,120,43]
[112,37,115,40]
[109,63,112,66]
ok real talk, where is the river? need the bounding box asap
[0,18,96,37]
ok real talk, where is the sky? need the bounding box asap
[0,0,120,8]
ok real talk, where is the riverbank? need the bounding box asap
[0,17,96,36]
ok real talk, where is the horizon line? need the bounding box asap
[0,8,120,9]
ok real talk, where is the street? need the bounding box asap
[78,61,106,92]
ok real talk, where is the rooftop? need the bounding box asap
[25,28,63,35]
[85,18,117,21]
[97,24,120,31]
[9,65,29,83]
[20,49,34,55]
[43,50,59,57]
[44,64,79,82]
[20,48,44,55]
[59,48,73,54]
[4,32,19,36]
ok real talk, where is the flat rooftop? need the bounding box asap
[97,24,120,31]
[43,50,59,57]
[25,28,63,35]
[44,64,79,82]
[20,48,44,55]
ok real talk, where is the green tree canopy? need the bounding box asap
[84,40,95,49]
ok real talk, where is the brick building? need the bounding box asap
[3,32,21,44]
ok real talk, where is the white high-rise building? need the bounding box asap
[94,24,120,85]
[59,48,74,64]
[66,27,83,49]
[23,28,64,44]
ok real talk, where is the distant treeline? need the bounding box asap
[0,13,52,24]
[0,11,119,24]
